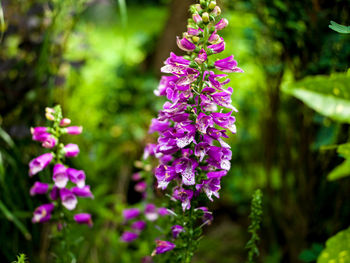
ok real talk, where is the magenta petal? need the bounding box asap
[29,153,53,177]
[74,213,93,227]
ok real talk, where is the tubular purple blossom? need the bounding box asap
[53,163,68,188]
[32,203,54,223]
[121,231,139,243]
[67,168,86,188]
[29,153,53,177]
[60,188,78,210]
[123,208,140,221]
[71,186,94,198]
[65,126,83,135]
[63,143,80,157]
[30,182,49,196]
[74,213,93,227]
[153,240,176,255]
[176,37,196,52]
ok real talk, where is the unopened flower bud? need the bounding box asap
[195,4,202,12]
[45,112,55,121]
[192,36,200,43]
[208,1,216,10]
[60,118,71,126]
[192,13,202,24]
[202,12,209,23]
[200,0,207,8]
[211,6,221,16]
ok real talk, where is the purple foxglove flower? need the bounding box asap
[176,37,196,52]
[41,135,57,149]
[161,53,190,75]
[53,163,68,188]
[196,177,222,201]
[121,231,139,243]
[155,165,176,190]
[207,146,232,170]
[175,124,196,149]
[158,207,169,216]
[174,157,198,185]
[131,220,146,231]
[59,118,71,126]
[123,208,140,221]
[176,68,200,86]
[194,142,210,162]
[135,181,147,193]
[196,113,213,134]
[64,143,80,157]
[208,39,225,54]
[211,87,238,112]
[154,240,176,254]
[173,187,193,211]
[208,30,221,44]
[145,204,158,221]
[192,13,202,24]
[60,188,77,210]
[50,186,59,200]
[30,127,48,137]
[29,153,53,177]
[67,168,86,188]
[30,182,49,196]
[171,225,184,238]
[32,203,54,223]
[215,18,229,30]
[72,186,93,198]
[207,170,227,178]
[65,126,83,135]
[199,94,218,112]
[195,49,207,64]
[204,71,230,90]
[187,27,200,36]
[214,55,243,73]
[74,213,93,227]
[212,111,236,133]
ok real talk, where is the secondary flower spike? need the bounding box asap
[29,105,93,227]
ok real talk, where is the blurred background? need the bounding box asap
[0,0,350,262]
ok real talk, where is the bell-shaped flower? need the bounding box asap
[72,185,93,198]
[196,113,213,134]
[145,204,158,221]
[174,157,198,185]
[214,55,243,73]
[192,13,202,24]
[176,37,196,52]
[60,188,77,210]
[65,126,83,135]
[67,168,86,188]
[121,231,139,242]
[29,153,53,177]
[211,87,238,112]
[208,39,225,54]
[155,165,177,190]
[30,182,49,196]
[215,18,228,30]
[208,30,221,44]
[123,208,140,221]
[32,203,54,223]
[211,111,236,134]
[63,143,80,157]
[131,220,146,232]
[176,68,199,87]
[53,164,68,188]
[74,213,93,227]
[194,142,210,162]
[173,187,193,211]
[153,240,176,255]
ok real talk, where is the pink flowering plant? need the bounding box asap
[29,105,93,259]
[145,0,243,261]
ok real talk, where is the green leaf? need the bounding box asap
[0,126,15,148]
[317,227,350,263]
[0,201,31,240]
[327,143,350,181]
[283,73,350,123]
[329,21,350,34]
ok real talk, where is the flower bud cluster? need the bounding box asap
[29,105,93,227]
